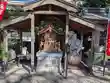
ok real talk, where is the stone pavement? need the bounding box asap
[0,65,110,83]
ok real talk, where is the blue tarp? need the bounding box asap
[36,51,63,58]
[9,0,40,4]
[12,0,31,1]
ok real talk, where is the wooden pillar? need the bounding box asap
[95,31,100,47]
[92,30,100,48]
[20,31,23,53]
[64,15,69,78]
[31,14,35,71]
[80,32,83,58]
[90,30,100,68]
[4,30,8,53]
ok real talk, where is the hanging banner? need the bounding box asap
[0,0,8,21]
[106,20,110,56]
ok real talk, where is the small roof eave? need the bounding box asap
[1,15,31,28]
[83,13,108,21]
[8,1,26,6]
[69,14,105,31]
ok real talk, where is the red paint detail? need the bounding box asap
[39,24,54,34]
[71,23,81,29]
[106,21,110,56]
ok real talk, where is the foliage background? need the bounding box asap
[82,0,110,7]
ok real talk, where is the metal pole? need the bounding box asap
[31,14,35,72]
[20,31,22,53]
[64,15,69,78]
[4,30,8,53]
[81,32,83,58]
[89,31,95,73]
[103,8,110,76]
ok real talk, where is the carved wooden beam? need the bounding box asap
[34,11,67,15]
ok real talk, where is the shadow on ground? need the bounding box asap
[6,72,63,83]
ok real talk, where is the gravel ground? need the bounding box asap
[0,64,109,83]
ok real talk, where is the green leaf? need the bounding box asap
[82,0,108,7]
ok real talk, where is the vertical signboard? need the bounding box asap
[0,0,7,21]
[106,19,110,56]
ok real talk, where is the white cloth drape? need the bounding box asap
[22,47,28,55]
[8,49,16,60]
[68,31,82,56]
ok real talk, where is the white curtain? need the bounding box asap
[68,31,82,56]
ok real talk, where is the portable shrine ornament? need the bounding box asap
[0,0,8,21]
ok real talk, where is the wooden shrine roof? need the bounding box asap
[0,0,105,31]
[23,0,77,12]
[1,13,105,32]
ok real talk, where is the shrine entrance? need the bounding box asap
[34,14,68,78]
[4,4,69,78]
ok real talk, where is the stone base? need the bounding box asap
[68,56,81,66]
[36,51,63,74]
[37,56,60,73]
[68,65,80,70]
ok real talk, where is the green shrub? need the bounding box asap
[0,43,9,61]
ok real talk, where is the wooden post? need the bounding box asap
[4,30,8,53]
[81,32,83,58]
[64,15,69,78]
[92,31,100,48]
[95,31,100,47]
[20,31,23,53]
[49,4,52,11]
[90,30,100,70]
[92,31,96,62]
[31,14,35,72]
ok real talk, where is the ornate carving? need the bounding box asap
[39,24,61,52]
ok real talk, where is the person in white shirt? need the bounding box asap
[22,47,28,55]
[8,48,16,61]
